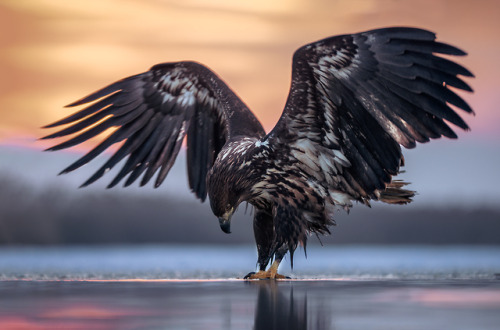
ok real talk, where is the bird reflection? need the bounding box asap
[251,281,333,330]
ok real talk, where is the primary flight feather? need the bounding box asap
[43,27,473,279]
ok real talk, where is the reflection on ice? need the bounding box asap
[254,281,307,330]
[252,281,334,330]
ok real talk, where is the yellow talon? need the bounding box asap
[244,260,290,280]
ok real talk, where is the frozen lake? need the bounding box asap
[1,245,499,280]
[1,245,499,329]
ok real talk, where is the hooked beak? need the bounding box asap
[218,211,233,234]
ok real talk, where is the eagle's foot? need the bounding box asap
[243,270,290,280]
[243,260,290,280]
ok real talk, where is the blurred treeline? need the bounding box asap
[1,174,499,245]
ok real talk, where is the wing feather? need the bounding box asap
[267,27,473,203]
[65,75,142,107]
[81,113,164,187]
[61,107,153,177]
[43,61,264,200]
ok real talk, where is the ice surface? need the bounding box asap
[0,245,499,280]
[1,245,499,329]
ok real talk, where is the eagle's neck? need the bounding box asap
[207,136,270,213]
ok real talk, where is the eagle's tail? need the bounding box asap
[379,180,415,205]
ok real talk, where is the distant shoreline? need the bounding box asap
[1,173,499,245]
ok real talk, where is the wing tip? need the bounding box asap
[107,179,120,189]
[44,145,60,152]
[58,168,70,176]
[41,123,57,129]
[65,100,83,108]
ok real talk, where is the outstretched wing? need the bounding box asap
[266,27,474,203]
[42,61,265,200]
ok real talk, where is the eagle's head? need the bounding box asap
[207,165,245,234]
[209,190,238,234]
[206,138,260,234]
[206,155,243,235]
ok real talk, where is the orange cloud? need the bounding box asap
[1,0,498,149]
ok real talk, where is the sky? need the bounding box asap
[0,0,499,205]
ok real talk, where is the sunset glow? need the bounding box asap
[1,0,499,148]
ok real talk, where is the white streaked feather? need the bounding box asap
[329,190,352,207]
[332,149,350,167]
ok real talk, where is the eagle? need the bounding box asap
[43,27,473,279]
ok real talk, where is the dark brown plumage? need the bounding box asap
[43,27,473,279]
